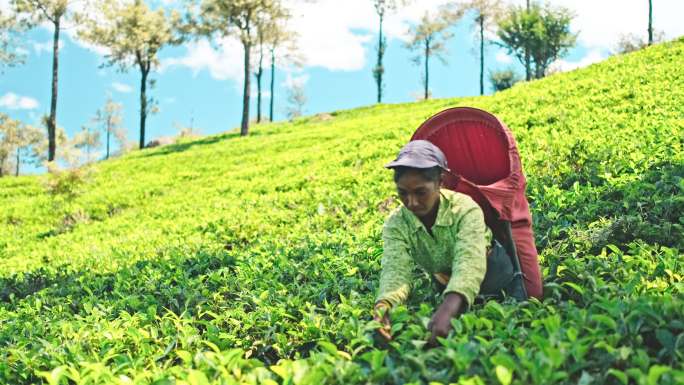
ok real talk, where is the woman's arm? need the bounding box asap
[427,201,488,345]
[374,218,415,340]
[442,205,488,310]
[428,292,465,346]
[376,220,415,307]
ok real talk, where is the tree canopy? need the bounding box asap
[78,0,185,149]
[497,2,576,79]
[404,11,452,100]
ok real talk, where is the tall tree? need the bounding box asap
[525,0,530,80]
[266,23,299,122]
[404,11,452,100]
[648,0,653,46]
[497,2,576,80]
[13,0,74,161]
[253,3,290,124]
[0,113,44,176]
[79,0,184,149]
[194,0,284,136]
[371,0,407,103]
[255,30,266,123]
[443,0,502,95]
[93,97,125,160]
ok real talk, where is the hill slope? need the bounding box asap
[1,38,683,384]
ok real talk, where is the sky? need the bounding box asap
[1,0,684,173]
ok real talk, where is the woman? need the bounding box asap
[374,140,495,346]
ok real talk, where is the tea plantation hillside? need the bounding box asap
[1,38,683,385]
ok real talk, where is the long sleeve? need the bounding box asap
[376,219,415,307]
[443,205,488,309]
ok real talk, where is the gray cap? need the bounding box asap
[384,140,449,170]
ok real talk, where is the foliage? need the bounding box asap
[11,0,75,162]
[191,0,287,136]
[78,0,185,150]
[92,96,126,160]
[443,0,504,95]
[0,113,44,176]
[0,38,683,384]
[285,77,307,120]
[0,7,28,70]
[253,1,293,124]
[29,115,82,168]
[489,69,520,92]
[497,2,577,79]
[73,125,102,164]
[613,30,666,55]
[404,11,453,100]
[371,0,408,103]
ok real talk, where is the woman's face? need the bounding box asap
[395,169,441,219]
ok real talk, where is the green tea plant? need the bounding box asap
[0,38,682,384]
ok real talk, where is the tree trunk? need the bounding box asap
[139,65,149,149]
[524,0,531,81]
[535,62,543,79]
[424,38,430,100]
[376,12,384,103]
[15,147,20,176]
[106,117,111,160]
[47,17,61,162]
[86,134,91,163]
[479,15,485,95]
[269,47,275,122]
[648,0,653,45]
[241,40,251,136]
[256,41,264,123]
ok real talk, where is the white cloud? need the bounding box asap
[495,50,513,64]
[32,40,60,55]
[163,0,451,80]
[382,0,453,41]
[157,0,684,81]
[550,49,605,73]
[68,35,111,56]
[283,73,309,89]
[287,0,375,71]
[112,82,133,93]
[161,38,245,81]
[15,47,30,56]
[0,92,39,110]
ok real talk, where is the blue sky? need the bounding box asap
[1,0,683,173]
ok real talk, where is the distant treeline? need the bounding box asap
[0,0,658,176]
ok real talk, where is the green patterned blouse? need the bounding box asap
[376,189,492,308]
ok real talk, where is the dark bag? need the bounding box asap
[478,240,527,301]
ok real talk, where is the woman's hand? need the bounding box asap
[427,292,464,347]
[373,301,393,341]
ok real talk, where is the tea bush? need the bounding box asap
[0,39,682,384]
